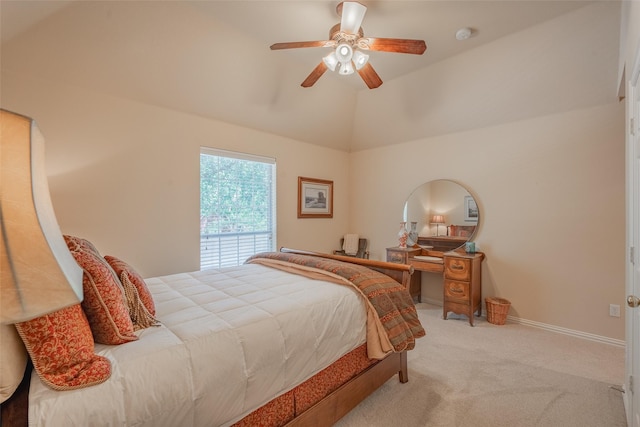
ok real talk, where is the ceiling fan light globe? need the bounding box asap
[352,50,369,70]
[335,43,353,63]
[339,61,355,75]
[323,52,339,72]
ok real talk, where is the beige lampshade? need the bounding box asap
[430,215,445,224]
[1,109,83,324]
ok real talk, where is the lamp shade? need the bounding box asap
[335,43,353,63]
[352,50,369,70]
[430,215,445,224]
[339,61,355,75]
[322,52,339,72]
[1,109,83,324]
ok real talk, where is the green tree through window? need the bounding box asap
[200,148,275,268]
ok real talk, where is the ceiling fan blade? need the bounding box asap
[340,2,367,35]
[361,38,427,55]
[301,62,328,88]
[270,40,334,50]
[357,63,383,89]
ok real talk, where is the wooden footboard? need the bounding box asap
[274,248,414,425]
[286,351,408,427]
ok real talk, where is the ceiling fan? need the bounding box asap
[270,1,427,89]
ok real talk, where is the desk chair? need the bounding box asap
[334,238,369,259]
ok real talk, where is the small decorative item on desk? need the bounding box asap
[465,241,476,253]
[397,222,408,248]
[406,222,418,247]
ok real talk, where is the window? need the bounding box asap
[200,148,276,269]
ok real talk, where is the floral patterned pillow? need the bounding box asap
[64,235,137,345]
[15,304,111,390]
[104,255,155,316]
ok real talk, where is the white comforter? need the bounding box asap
[28,263,367,427]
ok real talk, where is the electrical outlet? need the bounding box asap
[610,304,621,318]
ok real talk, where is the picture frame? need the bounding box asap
[298,176,333,218]
[464,195,478,222]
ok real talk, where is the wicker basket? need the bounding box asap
[485,297,511,325]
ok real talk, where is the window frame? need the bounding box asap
[199,147,276,269]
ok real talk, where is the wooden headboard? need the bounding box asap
[1,360,31,427]
[279,247,414,290]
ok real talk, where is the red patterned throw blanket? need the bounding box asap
[246,252,426,359]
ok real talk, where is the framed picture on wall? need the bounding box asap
[464,195,478,222]
[298,177,333,218]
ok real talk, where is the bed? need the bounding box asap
[1,245,424,427]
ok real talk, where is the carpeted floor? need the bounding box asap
[336,303,627,427]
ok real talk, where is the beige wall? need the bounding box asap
[2,72,350,278]
[2,77,626,342]
[349,102,626,340]
[621,1,640,83]
[344,1,626,341]
[4,76,626,342]
[0,2,627,343]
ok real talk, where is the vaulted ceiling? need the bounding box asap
[0,1,621,151]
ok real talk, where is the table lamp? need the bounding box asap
[430,215,445,237]
[1,109,83,324]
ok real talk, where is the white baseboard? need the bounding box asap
[418,300,626,348]
[506,315,626,347]
[421,298,443,306]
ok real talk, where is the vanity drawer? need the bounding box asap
[444,257,471,281]
[409,257,444,273]
[387,251,405,264]
[444,279,470,302]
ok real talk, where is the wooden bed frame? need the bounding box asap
[280,248,413,426]
[1,248,415,427]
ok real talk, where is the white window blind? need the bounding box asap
[200,148,276,269]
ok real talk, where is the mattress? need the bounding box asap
[28,263,367,427]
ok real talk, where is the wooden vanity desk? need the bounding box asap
[386,244,485,326]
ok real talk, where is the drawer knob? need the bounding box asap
[451,264,464,270]
[450,287,463,293]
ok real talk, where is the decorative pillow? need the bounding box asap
[15,304,111,390]
[0,323,27,403]
[104,255,155,316]
[64,235,137,345]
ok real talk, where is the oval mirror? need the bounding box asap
[403,180,479,252]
